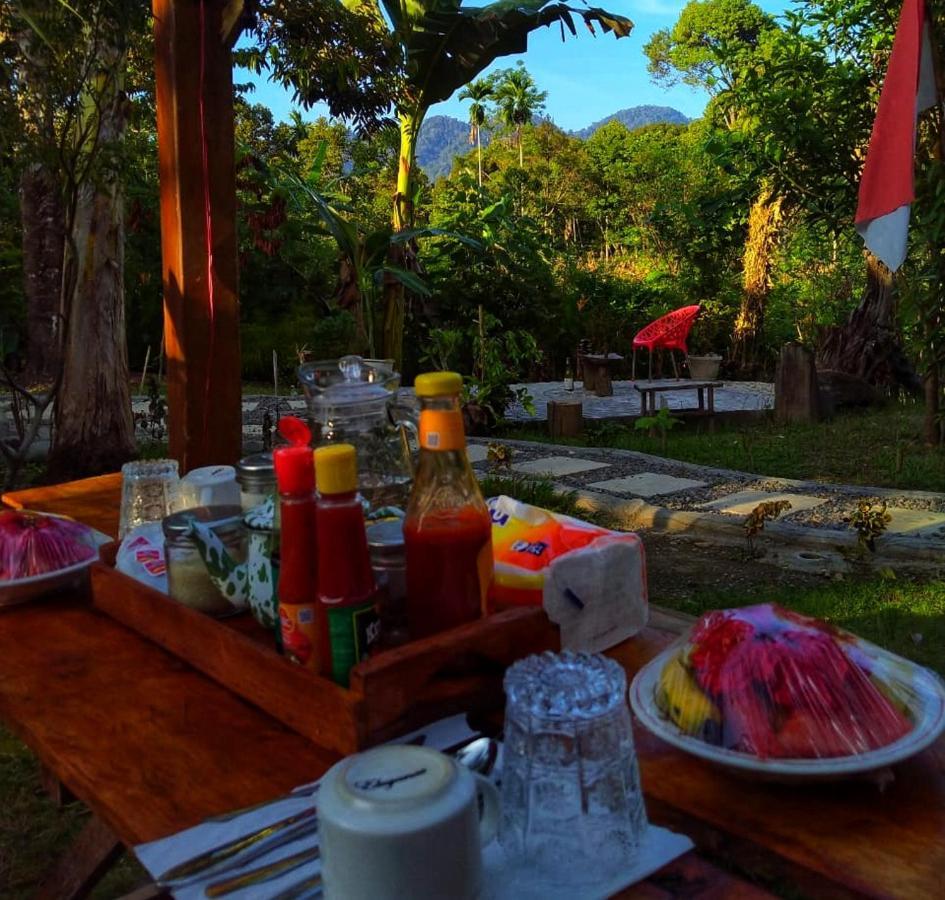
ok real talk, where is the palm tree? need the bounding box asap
[458,77,493,187]
[494,65,547,167]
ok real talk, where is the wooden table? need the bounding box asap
[579,352,624,397]
[2,478,944,899]
[635,379,723,417]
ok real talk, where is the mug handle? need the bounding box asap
[473,773,500,845]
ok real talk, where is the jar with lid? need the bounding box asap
[366,518,408,647]
[236,452,280,633]
[162,506,247,617]
[298,355,417,514]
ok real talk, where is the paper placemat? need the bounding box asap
[136,714,693,899]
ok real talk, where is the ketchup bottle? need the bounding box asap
[273,417,324,672]
[314,444,380,686]
[404,372,493,639]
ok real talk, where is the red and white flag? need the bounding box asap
[855,0,939,272]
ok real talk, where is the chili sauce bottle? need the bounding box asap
[404,372,494,638]
[274,417,325,672]
[314,444,381,686]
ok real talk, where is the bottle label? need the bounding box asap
[327,598,380,687]
[280,603,320,671]
[419,409,465,451]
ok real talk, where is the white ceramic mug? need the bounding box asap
[318,744,500,899]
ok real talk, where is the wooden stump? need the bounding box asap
[548,400,583,438]
[775,343,820,424]
[577,353,595,392]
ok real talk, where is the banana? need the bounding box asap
[656,652,722,743]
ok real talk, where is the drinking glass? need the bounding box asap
[499,651,647,890]
[119,460,180,538]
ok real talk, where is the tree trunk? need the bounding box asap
[817,252,918,391]
[19,164,65,382]
[476,132,482,187]
[731,183,783,372]
[382,110,421,369]
[47,53,135,479]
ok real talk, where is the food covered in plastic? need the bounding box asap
[654,603,914,759]
[0,510,98,580]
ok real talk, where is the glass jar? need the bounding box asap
[162,506,246,617]
[366,518,407,647]
[298,355,417,514]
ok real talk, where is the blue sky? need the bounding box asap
[244,1,790,132]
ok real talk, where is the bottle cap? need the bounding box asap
[414,371,463,398]
[314,444,358,495]
[274,446,315,494]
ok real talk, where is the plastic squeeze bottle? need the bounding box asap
[273,417,325,672]
[404,372,494,639]
[314,444,381,686]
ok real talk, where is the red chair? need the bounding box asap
[631,304,701,380]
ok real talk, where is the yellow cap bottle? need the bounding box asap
[314,444,358,495]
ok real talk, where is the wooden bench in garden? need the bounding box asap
[634,379,723,417]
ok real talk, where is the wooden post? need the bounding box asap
[548,400,583,438]
[774,343,820,424]
[154,0,242,472]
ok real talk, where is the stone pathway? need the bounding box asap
[467,436,945,551]
[504,379,773,422]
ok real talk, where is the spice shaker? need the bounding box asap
[367,518,408,647]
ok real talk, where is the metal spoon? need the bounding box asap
[453,736,499,777]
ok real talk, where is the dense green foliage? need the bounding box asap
[1,0,943,408]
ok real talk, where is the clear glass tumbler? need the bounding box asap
[499,651,647,890]
[119,460,180,538]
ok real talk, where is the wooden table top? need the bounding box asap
[633,380,723,392]
[3,473,123,538]
[1,476,942,899]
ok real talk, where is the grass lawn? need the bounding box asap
[500,401,945,492]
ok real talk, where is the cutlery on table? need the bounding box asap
[157,807,317,886]
[204,846,320,897]
[269,873,323,900]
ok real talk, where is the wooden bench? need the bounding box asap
[634,379,723,416]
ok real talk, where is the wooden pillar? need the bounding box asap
[154,0,242,472]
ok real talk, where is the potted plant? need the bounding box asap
[685,301,725,380]
[686,352,722,380]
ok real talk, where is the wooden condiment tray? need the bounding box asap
[88,560,559,755]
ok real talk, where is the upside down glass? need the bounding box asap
[119,459,180,538]
[499,651,647,890]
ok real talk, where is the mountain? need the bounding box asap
[572,106,690,140]
[416,116,476,181]
[416,105,689,178]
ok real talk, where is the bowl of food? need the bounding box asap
[629,603,945,781]
[0,510,105,607]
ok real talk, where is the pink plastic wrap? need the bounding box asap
[654,604,914,759]
[0,510,98,580]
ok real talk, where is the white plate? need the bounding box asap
[0,518,111,608]
[629,643,945,782]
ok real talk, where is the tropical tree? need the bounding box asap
[645,0,780,372]
[252,0,633,368]
[493,64,547,167]
[458,76,493,186]
[2,0,147,480]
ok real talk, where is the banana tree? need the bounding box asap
[379,0,632,365]
[254,0,632,366]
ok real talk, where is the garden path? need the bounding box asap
[467,437,945,579]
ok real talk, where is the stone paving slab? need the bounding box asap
[700,490,829,517]
[512,456,611,477]
[504,379,774,422]
[884,507,945,538]
[466,444,489,463]
[588,472,707,498]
